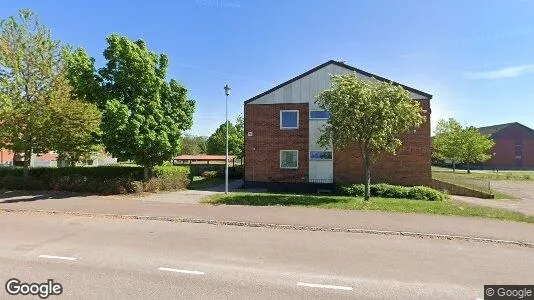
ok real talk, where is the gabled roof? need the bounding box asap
[478,122,534,137]
[244,60,433,105]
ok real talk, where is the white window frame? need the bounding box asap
[280,150,299,169]
[280,110,299,129]
[309,150,333,161]
[309,110,330,120]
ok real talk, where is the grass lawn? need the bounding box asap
[205,193,534,224]
[431,166,534,181]
[188,176,225,190]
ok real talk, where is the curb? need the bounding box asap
[2,208,533,248]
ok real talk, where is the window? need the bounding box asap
[280,110,299,129]
[280,150,298,169]
[310,151,333,160]
[310,110,330,119]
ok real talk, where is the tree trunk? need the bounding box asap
[467,163,471,174]
[143,165,152,180]
[362,148,371,201]
[22,149,31,178]
[452,160,456,172]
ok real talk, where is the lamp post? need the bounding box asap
[493,152,496,173]
[224,84,231,194]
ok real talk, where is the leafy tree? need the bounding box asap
[65,35,195,179]
[44,71,102,165]
[0,9,101,175]
[317,74,425,200]
[206,116,244,158]
[432,118,464,172]
[460,127,495,173]
[180,134,207,155]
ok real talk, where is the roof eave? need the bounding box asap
[244,60,433,105]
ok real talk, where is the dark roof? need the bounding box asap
[244,60,433,105]
[478,122,534,137]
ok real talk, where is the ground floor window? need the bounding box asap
[309,151,333,160]
[280,150,298,169]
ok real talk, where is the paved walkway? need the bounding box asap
[138,179,243,204]
[1,190,533,244]
[453,181,534,216]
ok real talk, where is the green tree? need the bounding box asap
[206,116,244,158]
[0,9,100,175]
[65,34,195,179]
[180,134,207,155]
[460,127,495,173]
[44,71,102,165]
[432,118,464,172]
[317,74,426,200]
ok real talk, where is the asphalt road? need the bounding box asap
[0,212,532,299]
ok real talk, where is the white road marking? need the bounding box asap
[158,267,205,275]
[38,254,78,261]
[297,282,353,291]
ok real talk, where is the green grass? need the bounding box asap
[432,167,518,199]
[205,193,534,224]
[431,166,534,181]
[188,176,225,190]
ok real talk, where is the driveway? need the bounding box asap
[454,180,534,216]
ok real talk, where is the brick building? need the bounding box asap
[478,122,534,170]
[244,60,432,190]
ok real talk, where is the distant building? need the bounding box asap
[478,122,534,169]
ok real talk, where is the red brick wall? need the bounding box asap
[481,124,534,169]
[525,139,534,167]
[0,149,14,164]
[333,99,432,186]
[245,100,432,186]
[245,103,309,183]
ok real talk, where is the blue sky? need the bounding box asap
[2,0,533,136]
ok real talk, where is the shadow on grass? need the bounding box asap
[210,193,344,206]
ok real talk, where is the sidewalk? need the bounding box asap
[1,190,533,244]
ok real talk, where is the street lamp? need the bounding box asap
[224,84,231,194]
[493,152,497,173]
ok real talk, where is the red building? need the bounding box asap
[244,60,432,190]
[479,122,534,170]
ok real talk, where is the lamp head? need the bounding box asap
[224,84,231,96]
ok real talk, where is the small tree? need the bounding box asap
[206,119,243,158]
[180,134,207,155]
[460,127,495,173]
[0,9,59,176]
[432,118,464,172]
[317,74,426,200]
[0,9,102,174]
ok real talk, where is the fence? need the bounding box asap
[431,171,493,196]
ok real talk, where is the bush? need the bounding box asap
[0,165,191,195]
[201,170,220,179]
[336,183,444,201]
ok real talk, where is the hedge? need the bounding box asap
[0,165,191,194]
[336,183,445,201]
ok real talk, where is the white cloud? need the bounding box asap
[463,64,534,79]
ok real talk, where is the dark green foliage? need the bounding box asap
[0,166,190,194]
[336,183,444,201]
[201,170,220,179]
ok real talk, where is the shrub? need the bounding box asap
[335,183,444,201]
[407,186,444,201]
[0,165,191,195]
[201,170,220,179]
[230,165,244,179]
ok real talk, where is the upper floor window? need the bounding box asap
[280,110,299,129]
[310,110,330,120]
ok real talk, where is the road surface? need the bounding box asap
[0,212,532,299]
